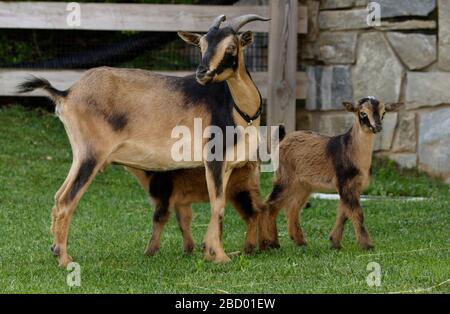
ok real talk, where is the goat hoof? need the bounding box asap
[330,242,342,250]
[295,240,307,247]
[145,246,159,256]
[259,239,271,251]
[183,243,195,255]
[244,244,255,255]
[268,240,281,249]
[50,244,60,256]
[203,245,230,263]
[58,255,72,268]
[211,252,231,263]
[360,243,374,250]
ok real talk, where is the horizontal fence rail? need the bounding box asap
[0,2,307,33]
[0,69,307,100]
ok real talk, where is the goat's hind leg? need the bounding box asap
[230,190,261,255]
[285,187,310,247]
[51,151,104,267]
[259,183,287,250]
[51,161,79,246]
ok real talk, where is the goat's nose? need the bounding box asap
[196,66,208,77]
[376,125,383,132]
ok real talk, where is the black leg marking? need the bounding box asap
[207,160,223,197]
[232,191,255,220]
[69,154,96,201]
[219,214,224,241]
[267,183,284,206]
[153,203,169,223]
[148,172,173,211]
[339,187,361,210]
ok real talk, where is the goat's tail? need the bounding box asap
[278,124,286,142]
[16,76,68,104]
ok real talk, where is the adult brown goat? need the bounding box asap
[260,97,402,251]
[17,14,269,266]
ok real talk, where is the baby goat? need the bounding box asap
[17,14,269,266]
[127,162,265,256]
[260,97,402,250]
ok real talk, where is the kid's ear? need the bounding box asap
[177,31,202,46]
[239,31,253,48]
[385,102,403,112]
[342,101,358,112]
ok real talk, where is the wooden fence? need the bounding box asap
[0,1,307,129]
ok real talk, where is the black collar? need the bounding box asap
[233,103,262,126]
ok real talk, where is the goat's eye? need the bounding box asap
[227,45,236,53]
[360,112,367,118]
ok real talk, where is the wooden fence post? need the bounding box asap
[267,0,298,132]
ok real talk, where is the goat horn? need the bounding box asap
[227,14,270,32]
[210,14,226,29]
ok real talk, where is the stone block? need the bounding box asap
[352,32,404,103]
[405,72,450,109]
[319,31,358,64]
[387,32,436,70]
[418,108,450,181]
[306,65,353,111]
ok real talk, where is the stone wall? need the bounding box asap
[300,0,450,183]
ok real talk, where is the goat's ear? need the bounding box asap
[239,31,253,48]
[343,102,357,112]
[178,31,201,46]
[385,102,403,112]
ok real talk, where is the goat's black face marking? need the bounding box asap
[107,113,128,131]
[357,97,383,134]
[232,191,256,220]
[197,27,239,84]
[69,154,97,202]
[210,51,238,77]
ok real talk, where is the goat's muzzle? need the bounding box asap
[196,67,213,85]
[371,124,383,133]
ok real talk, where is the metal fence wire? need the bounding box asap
[0,29,269,72]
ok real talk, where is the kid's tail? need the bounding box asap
[278,124,286,142]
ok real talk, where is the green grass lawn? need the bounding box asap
[0,105,449,293]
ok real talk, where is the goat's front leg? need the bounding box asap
[332,191,374,250]
[203,161,232,263]
[346,201,374,250]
